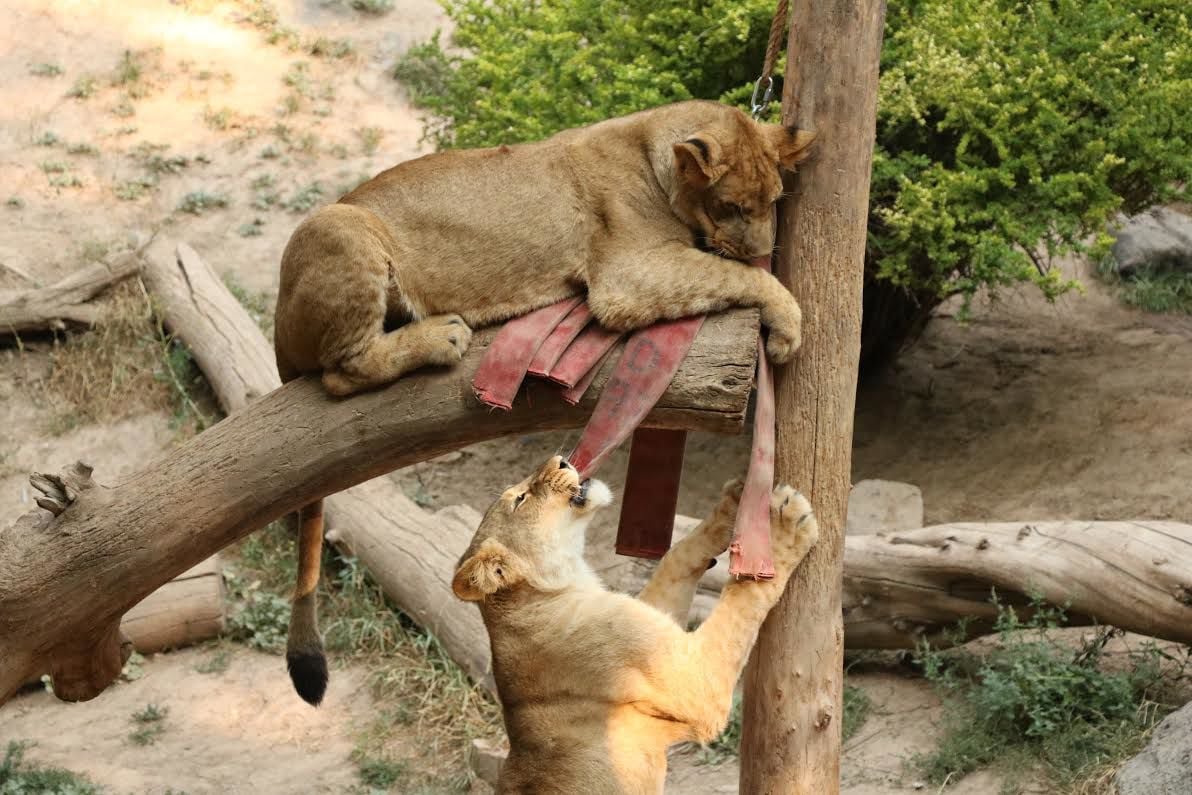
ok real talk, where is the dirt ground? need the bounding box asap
[2,1,1190,793]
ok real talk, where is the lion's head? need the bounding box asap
[670,111,816,261]
[452,455,612,602]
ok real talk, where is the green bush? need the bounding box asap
[913,595,1186,789]
[395,0,1191,366]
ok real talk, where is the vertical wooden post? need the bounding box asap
[738,2,886,793]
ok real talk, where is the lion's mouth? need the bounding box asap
[570,479,591,508]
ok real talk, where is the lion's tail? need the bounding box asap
[287,498,328,706]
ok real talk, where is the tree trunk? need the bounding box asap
[739,2,887,792]
[0,253,141,336]
[0,244,758,705]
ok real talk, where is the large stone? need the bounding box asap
[1110,207,1192,277]
[1116,701,1192,795]
[846,479,924,535]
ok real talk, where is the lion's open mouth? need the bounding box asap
[570,479,591,508]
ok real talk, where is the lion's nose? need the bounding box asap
[558,459,572,470]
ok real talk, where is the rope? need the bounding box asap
[751,0,791,119]
[761,0,789,86]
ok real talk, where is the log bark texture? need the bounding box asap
[605,519,1192,649]
[0,253,141,335]
[140,240,279,414]
[739,2,887,792]
[0,243,757,704]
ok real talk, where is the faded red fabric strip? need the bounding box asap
[471,297,582,410]
[559,344,619,405]
[527,302,593,377]
[547,322,624,389]
[568,314,705,477]
[729,256,777,579]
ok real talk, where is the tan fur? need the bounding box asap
[453,457,819,794]
[275,100,815,704]
[274,100,815,397]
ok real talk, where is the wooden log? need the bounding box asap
[140,240,279,414]
[120,557,226,653]
[606,519,1192,649]
[0,253,141,335]
[325,486,494,691]
[0,243,758,705]
[739,2,886,791]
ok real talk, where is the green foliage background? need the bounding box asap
[395,0,1191,363]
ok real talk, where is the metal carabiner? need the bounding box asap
[750,75,774,120]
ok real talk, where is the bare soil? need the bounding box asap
[2,1,1190,793]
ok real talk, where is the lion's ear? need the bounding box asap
[673,135,727,188]
[767,125,817,170]
[452,538,524,602]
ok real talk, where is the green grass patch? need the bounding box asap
[128,704,168,746]
[283,182,323,213]
[29,62,63,77]
[350,0,394,14]
[1098,258,1192,315]
[0,741,99,794]
[65,75,97,99]
[226,521,501,780]
[912,594,1189,792]
[177,190,229,214]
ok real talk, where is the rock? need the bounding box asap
[1116,701,1192,795]
[1110,207,1192,277]
[847,479,924,535]
[469,737,507,789]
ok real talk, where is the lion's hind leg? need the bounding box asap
[321,314,472,396]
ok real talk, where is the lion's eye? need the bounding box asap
[513,493,527,508]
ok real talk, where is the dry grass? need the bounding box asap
[229,522,501,787]
[43,277,215,435]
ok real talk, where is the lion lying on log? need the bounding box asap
[274,100,815,705]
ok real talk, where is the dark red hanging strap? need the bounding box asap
[615,428,687,559]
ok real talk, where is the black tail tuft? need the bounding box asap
[287,650,328,706]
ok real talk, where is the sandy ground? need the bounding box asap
[2,1,1190,793]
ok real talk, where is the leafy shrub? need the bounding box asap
[395,0,1192,367]
[913,594,1187,789]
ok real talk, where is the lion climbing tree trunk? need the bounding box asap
[738,1,887,793]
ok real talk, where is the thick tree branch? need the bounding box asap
[0,243,758,704]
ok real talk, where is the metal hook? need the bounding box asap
[750,75,774,120]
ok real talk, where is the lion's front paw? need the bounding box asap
[417,314,472,366]
[770,484,818,565]
[761,296,802,364]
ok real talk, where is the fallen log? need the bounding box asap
[0,253,141,335]
[0,243,757,704]
[121,556,226,654]
[603,518,1192,649]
